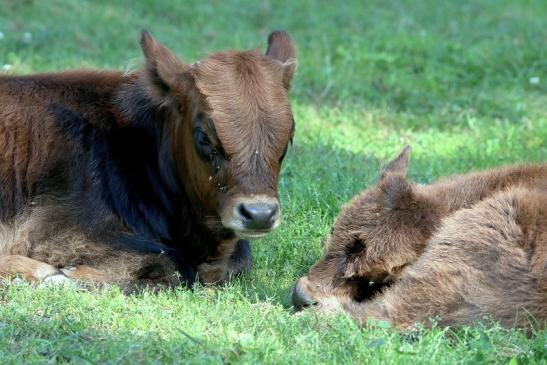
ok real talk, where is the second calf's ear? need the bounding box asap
[380,145,412,180]
[380,174,415,211]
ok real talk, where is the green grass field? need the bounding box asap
[1,0,546,363]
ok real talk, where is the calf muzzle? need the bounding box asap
[292,277,318,310]
[237,201,278,230]
[221,194,281,239]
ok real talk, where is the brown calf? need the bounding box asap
[293,147,546,329]
[0,30,296,287]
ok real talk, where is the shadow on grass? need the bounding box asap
[1,294,543,364]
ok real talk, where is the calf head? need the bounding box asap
[139,31,296,240]
[293,146,442,309]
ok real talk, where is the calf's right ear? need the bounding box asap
[140,30,193,104]
[380,145,411,180]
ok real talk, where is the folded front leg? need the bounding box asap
[0,255,71,284]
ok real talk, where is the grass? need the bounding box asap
[1,0,546,363]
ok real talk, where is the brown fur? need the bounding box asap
[0,30,296,287]
[294,146,547,329]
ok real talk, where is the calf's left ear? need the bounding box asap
[266,30,297,90]
[140,30,192,103]
[380,145,412,180]
[381,174,415,210]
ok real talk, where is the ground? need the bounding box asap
[0,0,546,363]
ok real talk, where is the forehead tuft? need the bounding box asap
[195,50,282,88]
[194,50,286,111]
[193,50,293,157]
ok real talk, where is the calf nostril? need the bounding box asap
[267,204,279,220]
[238,204,253,221]
[238,202,279,230]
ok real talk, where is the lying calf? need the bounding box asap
[0,30,296,288]
[293,146,546,329]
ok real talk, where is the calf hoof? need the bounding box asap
[40,273,78,288]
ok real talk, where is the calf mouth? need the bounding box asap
[233,229,276,240]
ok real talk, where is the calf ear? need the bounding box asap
[140,30,192,103]
[380,174,415,210]
[380,145,411,180]
[266,30,297,90]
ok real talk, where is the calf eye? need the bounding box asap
[345,238,364,256]
[193,127,214,161]
[279,143,289,163]
[280,123,295,163]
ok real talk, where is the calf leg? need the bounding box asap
[25,229,197,288]
[0,255,68,282]
[228,239,253,275]
[197,238,251,284]
[0,255,172,287]
[0,205,196,288]
[60,265,106,281]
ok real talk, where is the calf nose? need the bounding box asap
[238,202,278,230]
[292,277,317,310]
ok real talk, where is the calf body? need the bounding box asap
[0,30,296,287]
[294,147,546,329]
